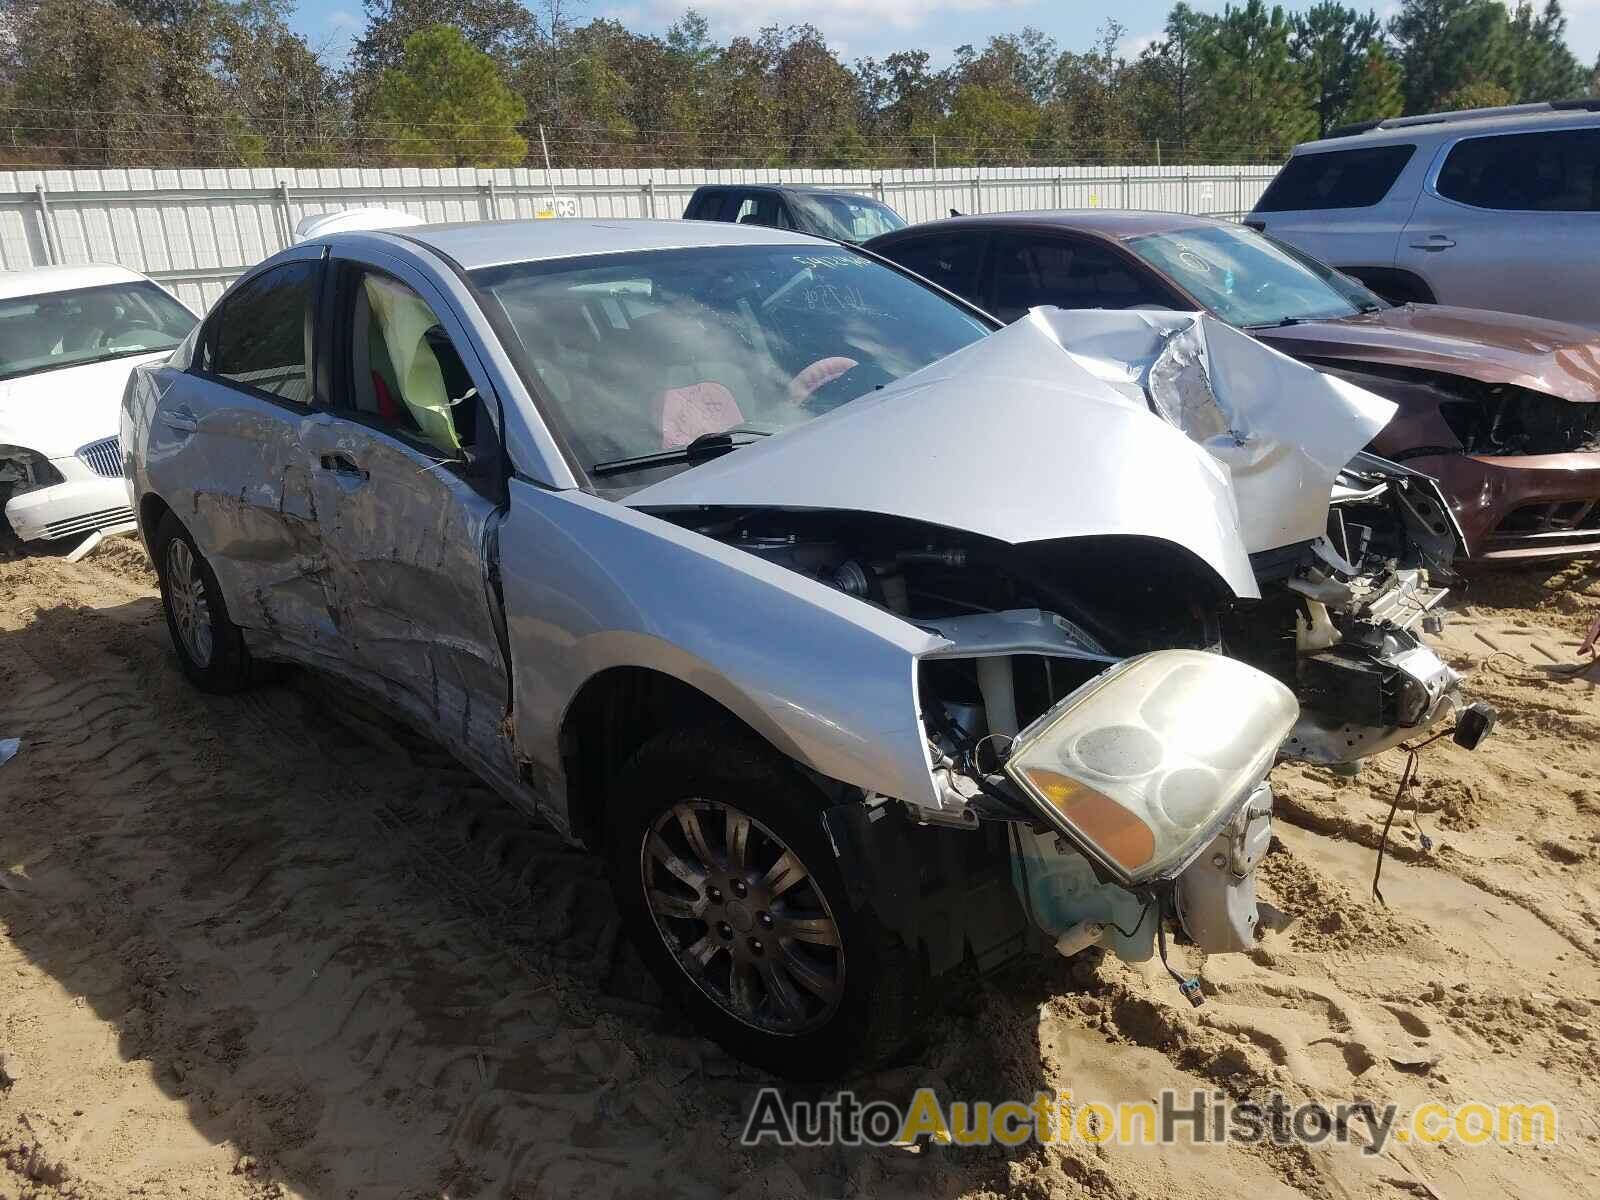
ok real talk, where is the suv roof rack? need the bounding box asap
[1323,98,1600,140]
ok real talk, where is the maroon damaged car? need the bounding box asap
[866,212,1600,562]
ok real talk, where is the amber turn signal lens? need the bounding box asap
[1020,767,1156,873]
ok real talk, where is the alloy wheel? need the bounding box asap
[165,539,214,668]
[640,798,845,1035]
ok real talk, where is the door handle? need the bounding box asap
[161,408,198,433]
[1409,235,1456,250]
[319,453,368,481]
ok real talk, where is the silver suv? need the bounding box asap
[1249,100,1600,327]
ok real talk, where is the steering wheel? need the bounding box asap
[794,359,895,414]
[97,321,162,349]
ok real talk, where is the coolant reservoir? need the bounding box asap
[1011,828,1154,962]
[1295,600,1342,653]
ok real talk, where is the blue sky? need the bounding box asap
[292,1,1600,70]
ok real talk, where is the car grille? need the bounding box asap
[44,506,134,540]
[1495,500,1600,536]
[77,436,123,478]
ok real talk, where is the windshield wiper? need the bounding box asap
[590,429,769,478]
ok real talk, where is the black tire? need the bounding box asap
[606,725,919,1080]
[152,511,257,693]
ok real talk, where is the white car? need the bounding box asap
[1,264,196,550]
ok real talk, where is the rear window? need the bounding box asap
[685,190,727,220]
[1436,128,1600,211]
[1254,144,1416,212]
[879,233,986,303]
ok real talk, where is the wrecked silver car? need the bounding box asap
[122,220,1489,1079]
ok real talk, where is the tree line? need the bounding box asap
[1,0,1596,169]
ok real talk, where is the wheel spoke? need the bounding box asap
[762,850,808,899]
[757,958,808,1023]
[647,889,702,921]
[729,960,759,1018]
[778,943,841,1002]
[776,913,839,946]
[724,809,751,873]
[685,933,723,968]
[674,804,718,870]
[648,832,708,891]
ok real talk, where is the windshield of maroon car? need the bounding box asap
[471,245,991,484]
[0,281,195,382]
[1125,224,1383,328]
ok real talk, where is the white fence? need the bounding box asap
[0,164,1278,311]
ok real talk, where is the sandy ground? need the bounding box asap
[1,539,1598,1200]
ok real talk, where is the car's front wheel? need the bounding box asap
[606,725,919,1079]
[152,512,257,693]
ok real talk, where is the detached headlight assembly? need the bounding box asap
[1003,650,1298,887]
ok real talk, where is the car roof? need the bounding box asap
[343,217,832,270]
[0,262,150,300]
[691,183,877,198]
[1295,104,1600,154]
[869,209,1228,242]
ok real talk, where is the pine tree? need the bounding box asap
[1343,40,1404,125]
[1195,1,1317,161]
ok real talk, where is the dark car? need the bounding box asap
[866,211,1600,562]
[684,184,906,244]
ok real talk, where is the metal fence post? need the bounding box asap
[276,182,294,247]
[644,178,656,219]
[1054,176,1063,210]
[873,178,884,203]
[1121,172,1130,209]
[33,184,61,265]
[972,175,981,214]
[485,177,501,220]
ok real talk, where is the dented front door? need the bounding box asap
[300,254,510,760]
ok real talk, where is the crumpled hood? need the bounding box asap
[0,352,168,457]
[627,308,1397,600]
[1052,309,1395,554]
[1257,304,1600,404]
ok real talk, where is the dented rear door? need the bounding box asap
[148,246,336,646]
[299,252,510,762]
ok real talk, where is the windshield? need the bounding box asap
[1125,224,1384,328]
[789,193,907,243]
[473,245,989,487]
[0,281,195,381]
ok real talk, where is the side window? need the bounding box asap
[344,269,478,455]
[883,234,986,304]
[687,189,727,219]
[733,192,785,228]
[1436,129,1600,212]
[1254,144,1417,212]
[988,235,1170,321]
[209,261,317,404]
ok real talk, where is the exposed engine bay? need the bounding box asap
[1311,360,1600,457]
[645,309,1494,977]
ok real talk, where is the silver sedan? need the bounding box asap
[122,218,1485,1077]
